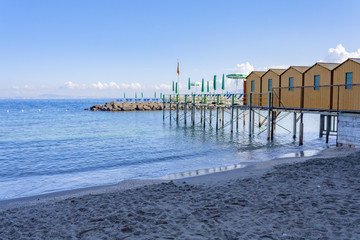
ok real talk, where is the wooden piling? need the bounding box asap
[326,115,331,143]
[267,93,271,140]
[216,106,219,130]
[293,112,297,139]
[249,93,252,136]
[222,107,225,128]
[169,95,172,122]
[203,106,206,128]
[236,108,239,131]
[299,113,304,146]
[319,114,325,137]
[162,96,165,121]
[230,94,234,133]
[184,95,187,125]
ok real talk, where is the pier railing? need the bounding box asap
[272,84,360,113]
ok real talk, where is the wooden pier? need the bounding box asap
[161,85,358,146]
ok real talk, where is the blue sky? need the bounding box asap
[1,0,360,98]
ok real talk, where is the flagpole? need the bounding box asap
[177,59,180,96]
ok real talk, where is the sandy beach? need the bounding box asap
[0,147,359,239]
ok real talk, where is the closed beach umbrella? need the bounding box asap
[201,78,204,92]
[141,92,143,98]
[188,77,191,90]
[154,92,156,98]
[172,81,174,92]
[222,74,225,90]
[175,82,178,94]
[135,92,137,98]
[207,81,209,92]
[213,75,217,90]
[124,92,126,98]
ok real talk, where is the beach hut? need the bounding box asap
[261,69,286,107]
[303,63,340,109]
[332,58,360,111]
[245,71,265,106]
[280,66,310,108]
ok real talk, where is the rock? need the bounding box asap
[88,102,166,112]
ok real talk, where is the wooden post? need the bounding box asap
[216,106,219,130]
[236,108,239,131]
[203,106,206,128]
[319,114,325,137]
[258,110,261,127]
[162,95,165,121]
[249,93,252,136]
[176,95,179,123]
[293,112,297,139]
[299,113,304,146]
[231,94,234,133]
[222,107,225,128]
[251,110,255,134]
[326,115,331,143]
[192,95,195,126]
[209,107,212,126]
[271,110,275,141]
[267,93,271,140]
[184,95,187,125]
[169,95,172,122]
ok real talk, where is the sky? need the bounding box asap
[1,0,360,98]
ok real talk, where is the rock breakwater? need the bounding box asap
[87,101,181,112]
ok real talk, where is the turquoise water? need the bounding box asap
[0,99,334,200]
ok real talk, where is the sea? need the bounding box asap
[0,99,335,200]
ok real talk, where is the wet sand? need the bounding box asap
[0,147,359,239]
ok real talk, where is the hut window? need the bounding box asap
[289,77,294,91]
[268,79,272,91]
[345,72,352,89]
[314,75,320,90]
[251,80,254,92]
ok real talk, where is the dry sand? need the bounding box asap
[0,147,359,239]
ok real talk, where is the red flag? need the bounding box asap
[177,60,180,76]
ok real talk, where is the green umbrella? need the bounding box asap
[141,92,143,98]
[172,81,174,92]
[124,92,126,98]
[154,92,156,98]
[135,92,137,98]
[213,75,217,90]
[222,74,225,90]
[201,78,204,92]
[175,82,178,94]
[188,77,191,90]
[207,81,209,92]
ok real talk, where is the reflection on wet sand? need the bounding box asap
[279,149,321,159]
[160,164,246,180]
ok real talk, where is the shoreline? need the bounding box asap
[1,146,356,210]
[0,146,359,239]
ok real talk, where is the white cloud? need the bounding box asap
[236,62,254,75]
[322,44,360,63]
[130,83,141,89]
[12,85,35,90]
[64,81,80,89]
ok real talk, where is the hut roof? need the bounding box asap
[333,58,360,71]
[248,71,266,78]
[291,66,310,73]
[269,69,287,75]
[317,63,340,71]
[350,58,360,64]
